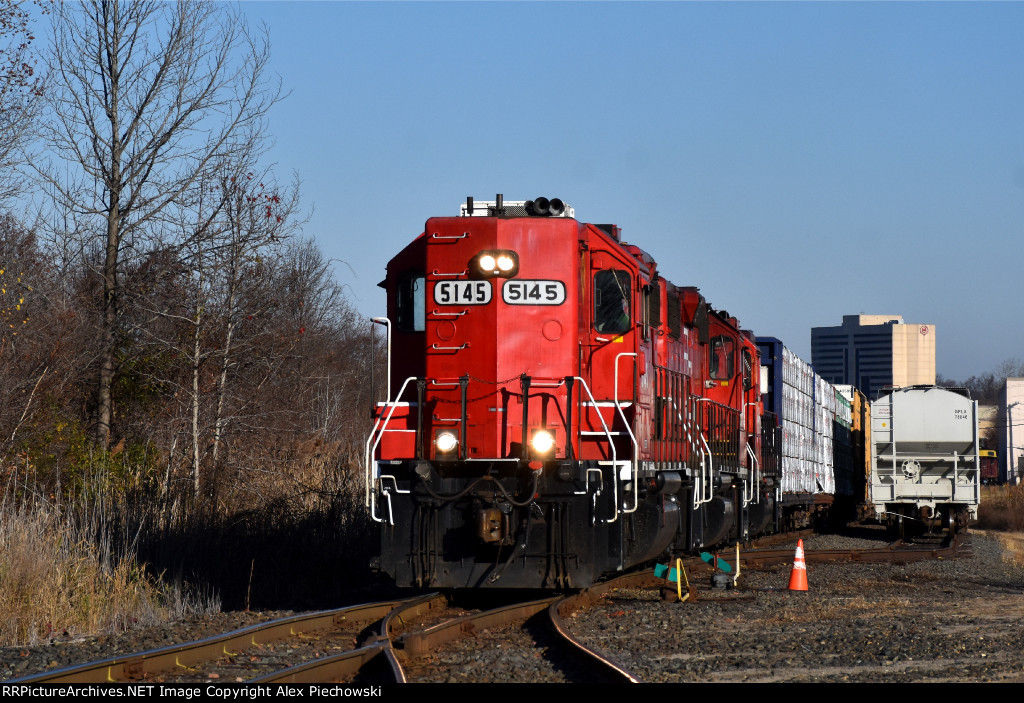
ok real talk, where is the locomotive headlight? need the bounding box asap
[531,429,555,455]
[435,431,458,455]
[474,250,519,277]
[478,254,497,272]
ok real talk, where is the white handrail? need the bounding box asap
[697,431,714,506]
[744,443,760,507]
[679,406,706,509]
[614,352,640,515]
[371,317,392,403]
[572,376,619,523]
[364,376,417,519]
[691,398,714,507]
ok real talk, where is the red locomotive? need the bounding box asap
[366,196,782,588]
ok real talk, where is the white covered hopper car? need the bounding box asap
[870,385,980,534]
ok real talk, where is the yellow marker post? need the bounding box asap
[675,558,691,602]
[733,542,741,587]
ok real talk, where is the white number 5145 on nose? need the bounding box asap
[502,280,566,305]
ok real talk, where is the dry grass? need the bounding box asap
[975,484,1024,567]
[974,529,1024,568]
[0,485,217,647]
[0,444,377,646]
[977,484,1024,533]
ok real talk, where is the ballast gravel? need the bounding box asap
[566,530,1024,683]
[3,529,1023,683]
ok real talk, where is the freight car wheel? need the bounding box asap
[953,508,970,534]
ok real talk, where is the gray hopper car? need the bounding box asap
[870,385,980,534]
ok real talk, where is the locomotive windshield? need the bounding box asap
[594,269,631,334]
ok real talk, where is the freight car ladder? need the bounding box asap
[871,393,897,508]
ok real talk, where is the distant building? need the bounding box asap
[978,405,998,448]
[997,378,1024,485]
[811,314,936,400]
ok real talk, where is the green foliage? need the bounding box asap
[113,347,177,414]
[9,407,163,502]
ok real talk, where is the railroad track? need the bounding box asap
[10,581,646,684]
[10,537,966,684]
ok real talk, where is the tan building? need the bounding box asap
[997,378,1024,485]
[978,405,998,448]
[811,315,936,400]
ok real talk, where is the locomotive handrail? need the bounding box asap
[431,268,468,277]
[697,431,713,507]
[430,343,468,351]
[429,308,468,317]
[752,443,760,504]
[529,380,565,389]
[744,443,760,507]
[372,317,392,403]
[677,408,706,508]
[614,352,640,515]
[430,232,468,240]
[742,401,760,507]
[586,468,604,522]
[374,476,413,525]
[572,376,620,524]
[365,376,418,520]
[690,398,714,507]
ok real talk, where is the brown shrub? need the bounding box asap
[978,484,1024,532]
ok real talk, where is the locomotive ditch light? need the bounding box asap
[473,250,519,278]
[530,429,556,457]
[435,430,459,456]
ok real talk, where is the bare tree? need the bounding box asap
[38,0,279,449]
[0,0,44,199]
[206,167,302,478]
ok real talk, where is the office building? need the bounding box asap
[811,314,936,400]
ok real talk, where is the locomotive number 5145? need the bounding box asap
[502,280,566,305]
[434,280,492,305]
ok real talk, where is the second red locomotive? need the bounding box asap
[366,195,787,588]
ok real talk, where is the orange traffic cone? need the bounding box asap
[788,538,808,591]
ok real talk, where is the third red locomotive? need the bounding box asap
[366,195,840,588]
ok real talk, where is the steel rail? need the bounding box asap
[398,597,558,658]
[254,592,448,684]
[10,598,415,684]
[376,592,450,683]
[546,570,664,683]
[736,539,963,569]
[251,643,388,684]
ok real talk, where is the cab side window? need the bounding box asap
[397,273,425,332]
[709,336,735,380]
[742,349,754,391]
[594,269,631,334]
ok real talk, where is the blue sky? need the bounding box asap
[236,1,1023,380]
